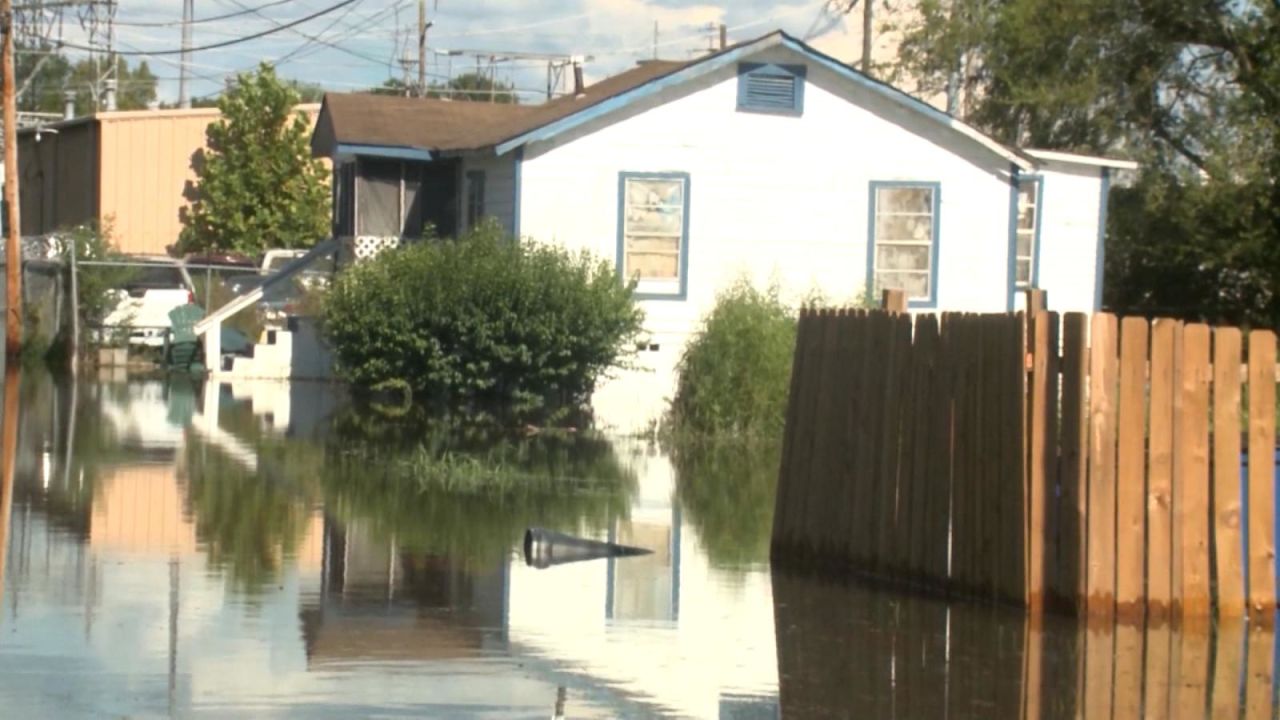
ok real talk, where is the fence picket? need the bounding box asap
[1148,319,1179,621]
[1213,327,1245,618]
[1087,313,1119,617]
[1247,330,1276,621]
[1178,324,1212,620]
[1059,314,1090,613]
[1116,316,1149,620]
[1028,311,1052,612]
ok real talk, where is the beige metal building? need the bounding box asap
[17,105,320,256]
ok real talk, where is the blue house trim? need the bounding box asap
[512,147,524,239]
[335,143,433,162]
[493,32,1033,169]
[736,62,806,116]
[616,170,691,302]
[866,180,942,309]
[1006,164,1020,311]
[1007,171,1045,309]
[1094,167,1112,310]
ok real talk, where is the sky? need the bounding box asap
[25,0,873,105]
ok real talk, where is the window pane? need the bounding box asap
[875,215,933,243]
[628,206,683,235]
[877,271,930,299]
[877,187,933,214]
[626,179,683,208]
[626,236,679,279]
[876,244,930,271]
[1016,259,1031,284]
[1016,231,1033,257]
[357,159,400,237]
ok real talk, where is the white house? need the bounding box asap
[311,30,1135,428]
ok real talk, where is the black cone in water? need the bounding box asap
[523,527,652,569]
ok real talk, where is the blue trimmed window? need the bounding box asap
[1014,177,1041,289]
[617,172,690,300]
[737,63,805,115]
[867,182,941,307]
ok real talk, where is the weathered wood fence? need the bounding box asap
[772,304,1280,621]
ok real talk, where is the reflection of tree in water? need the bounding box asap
[178,400,322,595]
[179,400,639,586]
[322,419,639,565]
[671,439,780,568]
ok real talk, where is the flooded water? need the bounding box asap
[0,371,1278,718]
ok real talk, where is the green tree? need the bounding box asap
[429,71,519,103]
[178,63,330,256]
[894,0,1280,326]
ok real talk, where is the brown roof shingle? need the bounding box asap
[313,60,687,156]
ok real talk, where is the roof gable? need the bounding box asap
[491,31,1035,170]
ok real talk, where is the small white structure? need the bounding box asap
[313,30,1135,428]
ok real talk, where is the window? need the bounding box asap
[356,159,403,237]
[466,170,486,229]
[868,182,940,305]
[737,63,805,115]
[1014,178,1041,288]
[618,172,690,299]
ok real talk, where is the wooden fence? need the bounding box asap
[771,305,1279,621]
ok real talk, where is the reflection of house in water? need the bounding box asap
[299,518,509,667]
[507,439,779,719]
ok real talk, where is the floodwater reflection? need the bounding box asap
[774,568,1280,719]
[1,371,1278,717]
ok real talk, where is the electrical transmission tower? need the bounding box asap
[75,0,117,110]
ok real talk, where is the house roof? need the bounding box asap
[310,60,686,158]
[312,31,1133,173]
[1023,149,1139,171]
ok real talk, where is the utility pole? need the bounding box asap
[3,0,21,357]
[179,0,192,108]
[861,0,873,74]
[416,0,426,96]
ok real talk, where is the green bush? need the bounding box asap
[667,281,798,439]
[321,221,644,417]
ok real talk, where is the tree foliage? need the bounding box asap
[321,220,643,419]
[178,63,330,256]
[16,45,157,114]
[895,0,1280,326]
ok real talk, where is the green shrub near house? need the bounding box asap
[665,281,799,439]
[320,221,644,419]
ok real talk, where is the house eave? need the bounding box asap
[1024,149,1138,171]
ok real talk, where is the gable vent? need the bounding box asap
[737,63,805,115]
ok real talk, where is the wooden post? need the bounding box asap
[1247,331,1276,621]
[1027,311,1054,613]
[3,0,21,357]
[1087,313,1119,617]
[1115,316,1149,621]
[0,365,18,606]
[1177,324,1213,621]
[881,288,907,313]
[1025,288,1047,317]
[1213,327,1245,618]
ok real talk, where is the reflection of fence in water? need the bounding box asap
[773,571,1277,719]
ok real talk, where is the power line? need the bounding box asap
[111,0,296,29]
[58,0,362,56]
